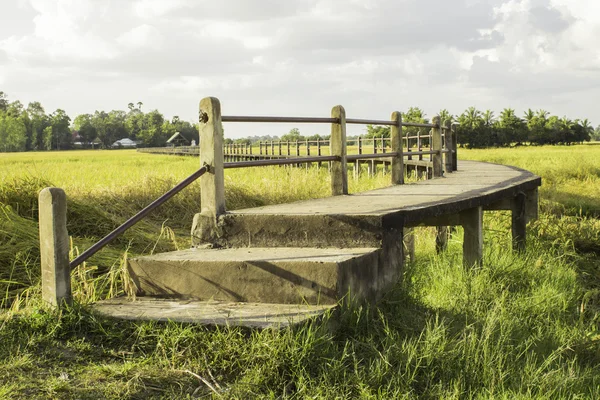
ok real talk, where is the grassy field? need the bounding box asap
[0,146,599,398]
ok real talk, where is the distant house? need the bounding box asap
[166,132,189,147]
[111,138,138,148]
[91,138,103,149]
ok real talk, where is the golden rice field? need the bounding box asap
[0,145,599,398]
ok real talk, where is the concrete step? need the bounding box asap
[91,297,335,329]
[128,247,381,305]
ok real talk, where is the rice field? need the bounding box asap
[0,145,599,399]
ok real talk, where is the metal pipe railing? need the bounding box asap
[69,164,209,270]
[222,116,338,124]
[224,156,339,169]
[347,152,398,161]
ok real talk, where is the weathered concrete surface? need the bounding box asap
[198,161,541,248]
[91,297,334,328]
[192,97,226,247]
[129,247,380,305]
[39,187,72,307]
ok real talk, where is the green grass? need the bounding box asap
[0,147,599,398]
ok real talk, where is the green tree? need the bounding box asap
[0,91,8,112]
[0,111,27,152]
[73,114,97,145]
[26,102,49,151]
[281,128,304,142]
[49,109,72,150]
[497,108,525,145]
[137,110,165,146]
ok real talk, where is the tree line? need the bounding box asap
[364,107,598,148]
[1,90,598,152]
[0,92,198,152]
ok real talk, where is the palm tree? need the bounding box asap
[438,109,453,127]
[460,107,482,129]
[483,110,495,127]
[137,101,143,111]
[536,109,549,121]
[523,109,535,126]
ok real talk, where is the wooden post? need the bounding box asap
[451,124,458,171]
[271,141,274,156]
[443,123,453,173]
[432,116,442,178]
[461,207,483,267]
[259,141,262,155]
[330,105,348,195]
[512,192,526,252]
[192,97,226,245]
[390,111,404,185]
[287,141,291,156]
[317,138,322,168]
[39,187,72,308]
[417,129,422,161]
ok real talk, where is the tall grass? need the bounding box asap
[0,147,599,398]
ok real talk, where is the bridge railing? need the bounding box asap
[196,97,456,223]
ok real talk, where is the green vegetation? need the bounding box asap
[0,147,599,398]
[2,90,599,152]
[0,92,198,151]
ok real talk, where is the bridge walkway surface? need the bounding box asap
[91,160,541,328]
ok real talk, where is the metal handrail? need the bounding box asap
[347,153,398,161]
[70,164,209,270]
[224,156,339,169]
[222,116,338,124]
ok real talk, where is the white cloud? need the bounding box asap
[0,0,598,136]
[117,24,164,49]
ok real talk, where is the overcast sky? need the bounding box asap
[0,0,598,138]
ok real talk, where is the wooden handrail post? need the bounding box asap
[39,187,72,308]
[432,116,442,178]
[451,124,458,171]
[444,123,453,173]
[390,111,404,185]
[192,97,226,245]
[330,105,348,195]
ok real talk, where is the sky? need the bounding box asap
[0,0,599,138]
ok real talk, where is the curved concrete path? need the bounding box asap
[95,161,541,328]
[229,161,540,225]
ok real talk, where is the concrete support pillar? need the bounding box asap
[330,105,348,196]
[436,226,448,253]
[390,111,404,185]
[367,161,374,177]
[512,192,526,252]
[403,228,415,263]
[39,187,72,307]
[192,97,226,245]
[525,187,538,223]
[461,206,483,267]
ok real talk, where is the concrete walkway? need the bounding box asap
[92,160,541,328]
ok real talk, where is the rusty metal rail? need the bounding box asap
[69,164,209,270]
[347,153,398,161]
[224,156,339,169]
[222,116,338,124]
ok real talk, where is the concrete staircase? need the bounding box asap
[92,209,395,328]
